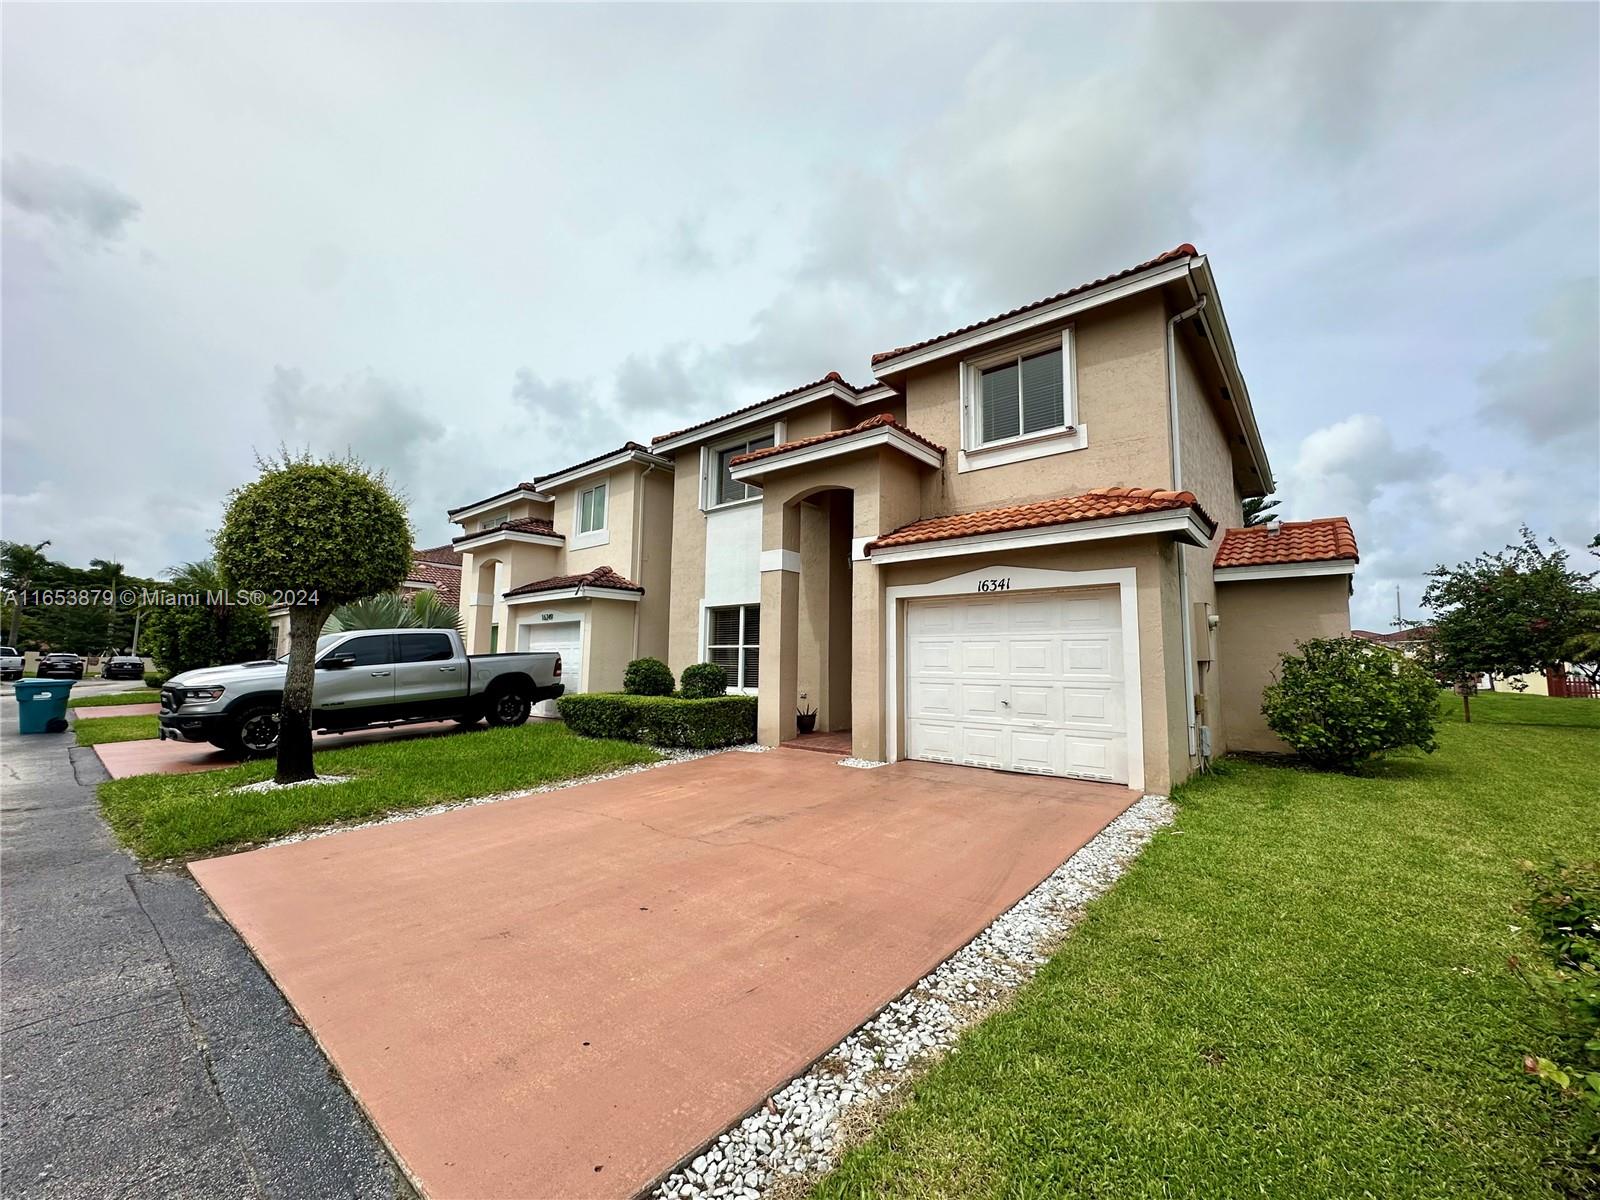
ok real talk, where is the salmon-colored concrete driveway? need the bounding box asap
[192,749,1137,1199]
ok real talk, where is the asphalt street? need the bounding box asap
[1,694,410,1199]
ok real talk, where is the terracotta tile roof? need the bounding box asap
[866,487,1213,553]
[503,565,644,598]
[452,517,562,545]
[404,555,462,607]
[535,442,659,487]
[728,413,945,468]
[446,482,545,518]
[871,245,1199,368]
[413,544,462,566]
[651,371,871,447]
[1214,518,1358,569]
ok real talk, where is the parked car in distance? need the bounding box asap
[158,627,564,757]
[36,652,85,680]
[101,654,146,680]
[0,647,22,682]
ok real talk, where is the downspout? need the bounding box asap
[1167,294,1208,761]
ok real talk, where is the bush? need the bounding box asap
[1513,861,1600,1156]
[557,693,756,749]
[1261,637,1439,770]
[143,672,167,689]
[679,661,728,700]
[623,657,674,696]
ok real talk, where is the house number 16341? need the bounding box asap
[976,578,1011,592]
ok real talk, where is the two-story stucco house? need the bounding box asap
[450,442,675,703]
[648,245,1358,792]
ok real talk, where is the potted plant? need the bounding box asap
[796,697,818,734]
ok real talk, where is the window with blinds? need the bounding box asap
[707,603,760,688]
[713,431,775,506]
[978,346,1065,445]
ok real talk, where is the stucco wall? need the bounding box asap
[900,293,1173,520]
[462,543,561,654]
[635,466,676,662]
[1217,575,1353,753]
[555,470,636,579]
[666,451,708,676]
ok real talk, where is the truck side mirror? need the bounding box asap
[318,654,356,670]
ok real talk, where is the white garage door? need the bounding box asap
[904,587,1129,783]
[519,620,582,718]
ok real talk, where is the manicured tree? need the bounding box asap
[1423,527,1598,721]
[214,452,412,783]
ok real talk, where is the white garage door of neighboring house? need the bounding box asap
[519,620,582,718]
[904,587,1129,783]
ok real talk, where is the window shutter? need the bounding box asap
[1020,348,1064,434]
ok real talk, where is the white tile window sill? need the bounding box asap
[957,424,1089,473]
[571,529,610,550]
[701,495,763,515]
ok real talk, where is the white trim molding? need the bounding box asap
[730,423,943,485]
[851,536,872,562]
[759,549,802,574]
[535,447,672,493]
[872,260,1193,380]
[447,486,552,523]
[883,564,1145,792]
[452,528,565,553]
[867,509,1214,566]
[571,477,611,550]
[1213,559,1356,583]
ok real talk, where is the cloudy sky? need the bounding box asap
[4,3,1596,630]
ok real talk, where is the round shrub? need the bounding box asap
[143,672,167,689]
[1261,637,1440,771]
[623,657,674,696]
[679,661,728,699]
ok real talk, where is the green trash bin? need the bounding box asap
[16,678,74,734]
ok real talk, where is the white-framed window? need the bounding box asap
[578,482,607,533]
[707,603,760,689]
[959,330,1083,472]
[706,429,776,508]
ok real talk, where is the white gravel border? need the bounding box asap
[257,744,763,849]
[650,793,1176,1200]
[231,774,352,794]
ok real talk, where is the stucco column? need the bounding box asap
[850,556,884,762]
[757,502,801,746]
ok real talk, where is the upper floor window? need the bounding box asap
[959,330,1083,473]
[712,431,775,507]
[579,482,607,534]
[976,346,1065,445]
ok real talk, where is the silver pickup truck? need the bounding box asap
[158,627,563,757]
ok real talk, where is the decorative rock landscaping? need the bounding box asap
[650,793,1176,1200]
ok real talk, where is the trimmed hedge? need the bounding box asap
[679,661,728,699]
[557,692,756,749]
[623,657,674,696]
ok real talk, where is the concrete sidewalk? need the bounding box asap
[0,699,407,1199]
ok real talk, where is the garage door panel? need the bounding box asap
[1008,639,1054,676]
[959,640,1004,674]
[905,587,1129,785]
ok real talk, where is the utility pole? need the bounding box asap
[1395,585,1403,631]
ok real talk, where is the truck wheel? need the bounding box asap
[222,704,281,758]
[485,688,531,728]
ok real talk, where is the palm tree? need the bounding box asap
[325,591,462,634]
[1242,496,1281,527]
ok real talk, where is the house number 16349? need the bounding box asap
[976,578,1011,592]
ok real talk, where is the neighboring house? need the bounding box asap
[449,443,675,700]
[640,244,1357,791]
[266,545,463,656]
[1352,625,1433,654]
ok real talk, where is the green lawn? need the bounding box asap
[817,693,1599,1200]
[69,688,161,708]
[72,714,160,745]
[99,722,661,861]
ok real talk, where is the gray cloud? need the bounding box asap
[2,155,140,241]
[1477,278,1600,449]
